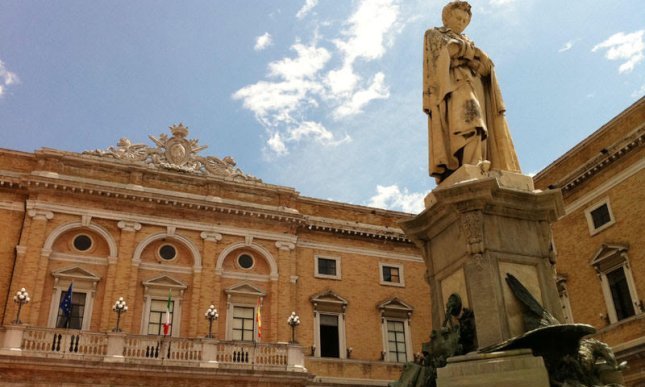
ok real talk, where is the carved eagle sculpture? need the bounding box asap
[504,273,560,331]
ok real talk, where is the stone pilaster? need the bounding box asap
[22,210,54,325]
[199,232,222,338]
[113,221,141,333]
[276,241,296,342]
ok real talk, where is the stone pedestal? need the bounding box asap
[436,349,550,387]
[400,172,564,349]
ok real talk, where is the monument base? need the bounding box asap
[436,349,549,387]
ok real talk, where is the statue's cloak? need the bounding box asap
[423,27,521,179]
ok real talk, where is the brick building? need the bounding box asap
[0,98,643,386]
[534,97,644,386]
[0,124,431,386]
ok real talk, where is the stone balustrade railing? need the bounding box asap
[0,325,306,372]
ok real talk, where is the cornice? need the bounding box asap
[305,215,410,242]
[556,127,644,195]
[23,171,305,225]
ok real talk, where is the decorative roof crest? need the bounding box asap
[83,124,261,183]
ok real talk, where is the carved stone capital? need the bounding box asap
[275,241,296,251]
[200,231,223,242]
[40,248,53,258]
[15,245,27,256]
[27,210,54,221]
[117,221,142,232]
[460,211,484,254]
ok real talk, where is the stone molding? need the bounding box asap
[117,221,142,232]
[275,241,296,251]
[27,209,53,221]
[132,232,203,271]
[296,240,422,262]
[28,200,298,244]
[200,231,223,242]
[41,220,118,258]
[0,200,25,212]
[215,241,278,281]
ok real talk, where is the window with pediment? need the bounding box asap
[141,275,187,337]
[310,290,348,358]
[48,267,101,330]
[378,298,413,363]
[591,244,642,323]
[224,283,265,342]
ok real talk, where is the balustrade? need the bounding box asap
[2,326,301,372]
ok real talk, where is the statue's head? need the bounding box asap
[442,1,472,34]
[446,293,463,317]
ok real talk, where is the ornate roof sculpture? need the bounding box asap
[83,124,261,182]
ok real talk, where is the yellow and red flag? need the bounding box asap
[256,298,262,341]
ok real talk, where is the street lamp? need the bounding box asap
[204,305,218,338]
[13,288,30,324]
[287,311,300,343]
[112,297,128,332]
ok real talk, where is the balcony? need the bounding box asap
[0,325,310,386]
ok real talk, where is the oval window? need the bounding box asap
[159,244,177,260]
[238,254,254,269]
[73,234,93,251]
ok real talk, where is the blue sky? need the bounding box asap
[1,0,643,212]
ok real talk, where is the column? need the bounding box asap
[22,210,54,325]
[114,221,141,333]
[275,241,296,343]
[198,232,222,338]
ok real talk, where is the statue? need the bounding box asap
[423,1,521,183]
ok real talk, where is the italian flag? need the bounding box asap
[163,290,172,336]
[256,298,262,341]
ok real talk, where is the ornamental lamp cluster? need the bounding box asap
[205,304,219,339]
[112,297,128,332]
[13,288,30,324]
[287,311,300,343]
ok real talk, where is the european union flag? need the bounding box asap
[59,283,73,327]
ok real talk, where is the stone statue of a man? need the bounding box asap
[423,1,521,183]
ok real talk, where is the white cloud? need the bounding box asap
[267,132,288,155]
[490,0,516,6]
[233,0,404,155]
[333,72,389,118]
[0,60,19,97]
[268,43,330,80]
[367,185,425,213]
[296,0,318,19]
[254,32,273,51]
[558,39,577,53]
[333,0,399,63]
[592,30,644,74]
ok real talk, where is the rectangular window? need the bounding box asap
[590,204,611,229]
[319,314,340,358]
[147,299,174,336]
[585,199,615,235]
[379,263,405,287]
[607,267,636,321]
[387,320,407,362]
[383,266,400,283]
[315,256,341,279]
[318,258,336,276]
[232,306,255,341]
[56,291,86,329]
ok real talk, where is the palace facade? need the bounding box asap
[0,124,431,386]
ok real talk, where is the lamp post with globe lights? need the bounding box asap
[205,305,218,338]
[13,288,30,324]
[112,297,128,332]
[287,311,300,344]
